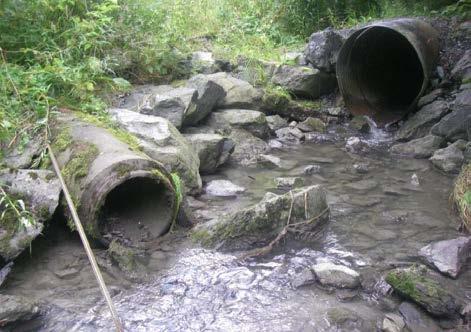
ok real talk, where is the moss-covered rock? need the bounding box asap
[385,265,461,317]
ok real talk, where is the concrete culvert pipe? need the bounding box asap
[51,113,177,247]
[337,18,439,126]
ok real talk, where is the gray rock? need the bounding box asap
[386,265,461,317]
[193,185,328,250]
[464,142,471,162]
[205,180,245,197]
[0,262,13,287]
[116,84,173,111]
[312,262,360,289]
[268,139,283,149]
[108,108,202,192]
[184,74,226,126]
[275,127,305,143]
[353,163,369,174]
[266,115,288,133]
[382,313,405,332]
[345,136,368,154]
[258,154,287,169]
[398,302,440,332]
[141,87,198,129]
[189,72,263,110]
[298,117,326,133]
[304,164,321,175]
[451,50,471,83]
[282,51,307,65]
[0,294,40,326]
[396,100,449,141]
[345,179,378,192]
[350,115,371,133]
[274,177,304,189]
[190,51,218,74]
[390,135,445,158]
[228,129,269,166]
[419,236,471,278]
[291,268,316,288]
[304,27,346,72]
[431,89,471,141]
[0,169,61,261]
[417,89,444,109]
[183,133,235,174]
[325,307,371,330]
[271,65,337,99]
[429,143,464,174]
[3,138,43,169]
[207,109,269,139]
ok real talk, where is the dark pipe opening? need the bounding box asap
[99,177,174,246]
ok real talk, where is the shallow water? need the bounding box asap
[3,124,470,331]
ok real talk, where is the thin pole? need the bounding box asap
[47,144,124,332]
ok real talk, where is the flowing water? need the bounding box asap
[3,124,470,331]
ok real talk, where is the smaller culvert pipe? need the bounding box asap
[51,113,176,247]
[336,18,439,126]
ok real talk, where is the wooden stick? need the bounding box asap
[47,144,124,332]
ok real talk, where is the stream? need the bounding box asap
[3,123,470,331]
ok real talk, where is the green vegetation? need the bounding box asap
[453,163,471,231]
[0,0,464,163]
[170,173,183,232]
[62,142,99,183]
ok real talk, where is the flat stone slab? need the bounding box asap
[419,236,471,278]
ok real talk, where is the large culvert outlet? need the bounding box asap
[51,113,177,247]
[336,18,439,126]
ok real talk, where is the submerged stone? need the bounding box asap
[274,177,304,189]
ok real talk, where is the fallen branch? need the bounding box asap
[238,205,330,261]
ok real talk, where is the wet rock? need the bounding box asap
[190,72,263,110]
[0,169,61,261]
[398,302,440,332]
[108,240,146,278]
[297,117,326,133]
[417,89,444,109]
[291,268,316,288]
[325,307,366,330]
[345,179,378,192]
[184,73,226,126]
[382,313,405,332]
[390,135,445,158]
[429,143,464,174]
[207,109,269,139]
[465,142,471,162]
[386,265,461,317]
[3,138,43,169]
[345,136,368,154]
[109,108,202,192]
[183,133,235,174]
[336,289,359,302]
[0,294,40,326]
[54,267,80,280]
[140,87,198,129]
[350,115,371,133]
[266,115,288,133]
[0,262,13,287]
[304,164,321,175]
[353,163,369,174]
[271,65,337,99]
[312,262,360,289]
[274,177,304,189]
[431,89,471,141]
[268,139,283,149]
[411,174,420,186]
[228,129,269,165]
[275,127,305,143]
[205,180,245,197]
[304,27,346,72]
[396,100,449,141]
[258,154,288,169]
[418,236,471,279]
[451,49,471,83]
[192,185,328,250]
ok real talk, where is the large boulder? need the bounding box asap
[451,50,471,83]
[228,129,269,166]
[266,115,288,133]
[188,72,263,110]
[183,133,235,174]
[271,65,337,99]
[0,169,61,261]
[419,237,471,279]
[304,27,347,73]
[398,302,441,332]
[385,265,462,317]
[390,135,445,158]
[396,100,450,141]
[184,75,226,126]
[192,185,328,250]
[0,294,40,326]
[3,138,43,169]
[108,108,202,192]
[116,84,173,111]
[207,109,269,139]
[431,89,471,141]
[429,142,464,174]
